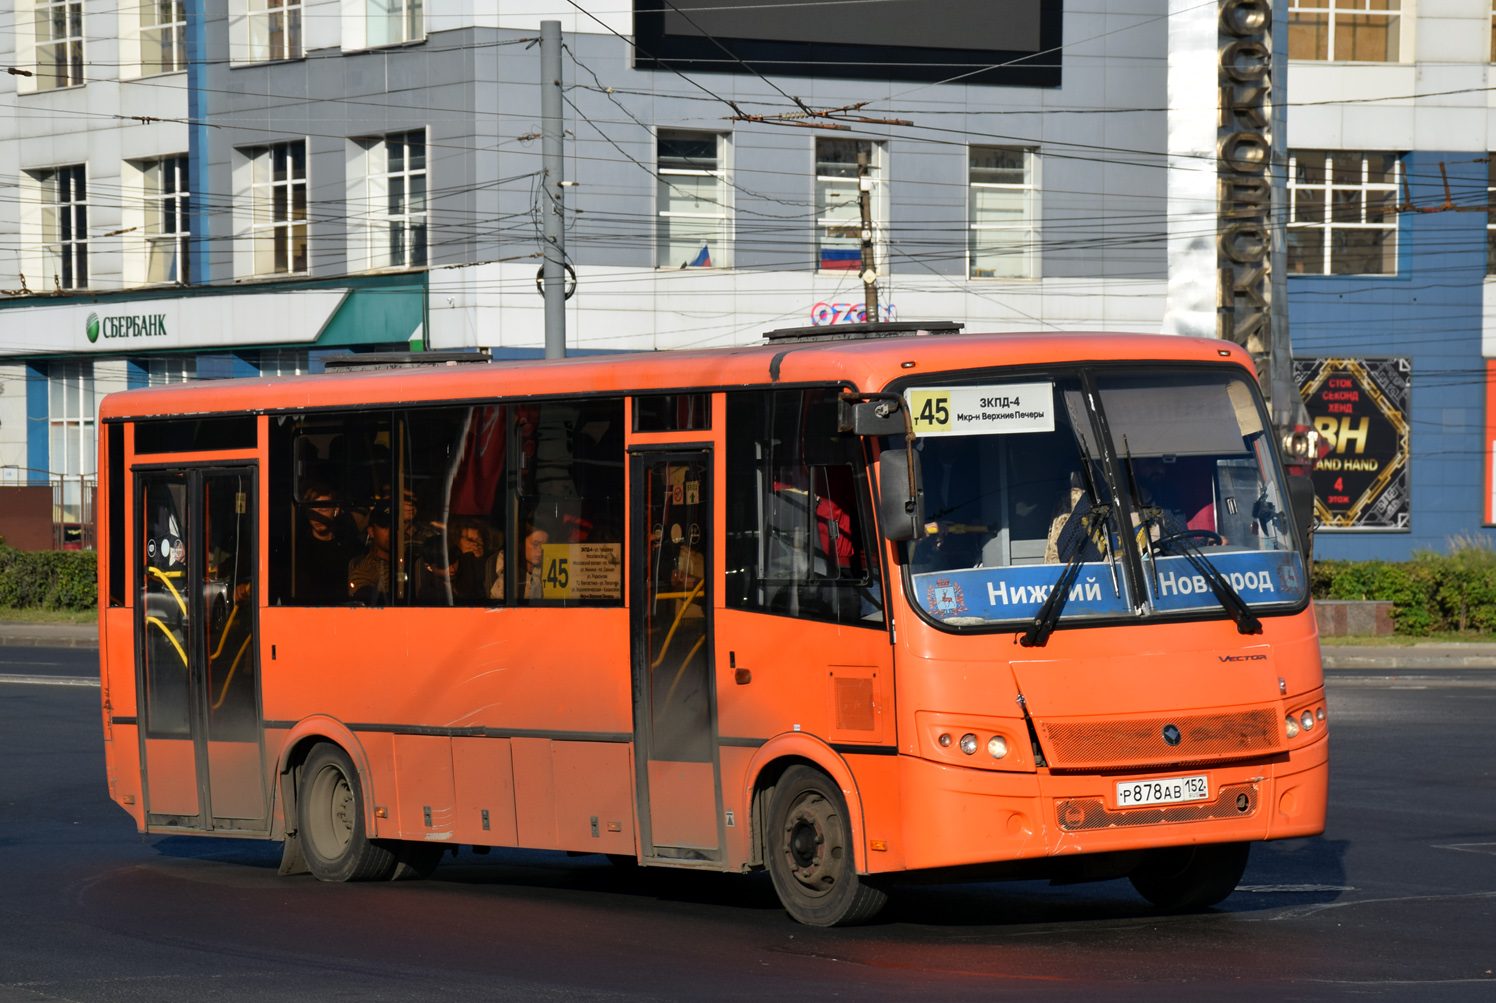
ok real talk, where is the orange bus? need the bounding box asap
[96,325,1328,926]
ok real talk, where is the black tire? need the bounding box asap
[764,765,887,927]
[1129,841,1250,911]
[299,742,397,882]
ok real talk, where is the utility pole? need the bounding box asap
[857,151,879,322]
[540,19,566,359]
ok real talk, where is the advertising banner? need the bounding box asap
[1294,357,1411,531]
[0,289,350,357]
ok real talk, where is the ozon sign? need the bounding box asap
[810,302,897,326]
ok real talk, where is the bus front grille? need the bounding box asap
[1037,707,1282,770]
[1055,783,1259,832]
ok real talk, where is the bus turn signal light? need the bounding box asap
[1285,714,1300,739]
[987,736,1009,760]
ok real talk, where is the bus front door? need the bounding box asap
[136,467,266,832]
[631,450,723,863]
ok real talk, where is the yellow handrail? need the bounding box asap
[211,632,254,710]
[144,615,188,667]
[649,578,704,670]
[147,566,188,617]
[209,601,240,660]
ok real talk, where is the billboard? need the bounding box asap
[1294,357,1411,531]
[631,0,1062,86]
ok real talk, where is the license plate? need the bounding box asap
[1115,775,1210,808]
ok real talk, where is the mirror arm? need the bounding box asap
[839,390,919,506]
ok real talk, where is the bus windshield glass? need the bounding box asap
[901,368,1306,629]
[1098,370,1306,615]
[903,375,1131,626]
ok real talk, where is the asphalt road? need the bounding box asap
[1,646,1492,1002]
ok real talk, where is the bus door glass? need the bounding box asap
[137,466,265,830]
[632,450,721,860]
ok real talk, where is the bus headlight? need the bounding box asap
[959,733,979,755]
[1285,714,1300,739]
[987,736,1009,760]
[1300,710,1315,731]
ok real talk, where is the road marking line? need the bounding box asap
[1435,842,1496,855]
[1270,889,1496,920]
[0,674,99,687]
[1236,884,1355,893]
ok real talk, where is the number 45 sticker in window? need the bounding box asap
[907,390,952,431]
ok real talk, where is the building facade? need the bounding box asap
[1285,0,1496,557]
[2,0,1299,546]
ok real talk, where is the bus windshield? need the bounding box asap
[903,368,1306,629]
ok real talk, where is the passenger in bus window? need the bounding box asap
[294,482,358,605]
[454,517,499,601]
[1132,456,1219,541]
[415,537,469,605]
[348,505,392,604]
[520,523,549,600]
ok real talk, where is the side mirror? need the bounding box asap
[1286,474,1316,550]
[877,447,926,542]
[842,399,907,437]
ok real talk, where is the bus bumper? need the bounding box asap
[887,734,1328,874]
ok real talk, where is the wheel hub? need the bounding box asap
[781,794,842,896]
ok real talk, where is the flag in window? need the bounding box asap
[820,248,861,270]
[688,245,712,268]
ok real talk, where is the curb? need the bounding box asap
[0,623,100,650]
[0,636,99,649]
[1322,654,1496,670]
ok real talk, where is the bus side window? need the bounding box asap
[508,399,626,606]
[268,411,393,607]
[725,388,883,627]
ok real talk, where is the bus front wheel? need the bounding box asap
[1129,841,1250,911]
[299,742,398,882]
[764,765,887,927]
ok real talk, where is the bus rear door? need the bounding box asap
[136,465,266,832]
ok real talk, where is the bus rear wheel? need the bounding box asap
[299,742,398,882]
[1129,841,1250,911]
[764,765,887,927]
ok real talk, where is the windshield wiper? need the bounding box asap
[1020,435,1123,647]
[1122,441,1262,635]
[1020,495,1108,647]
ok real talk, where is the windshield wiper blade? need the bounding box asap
[1021,498,1109,647]
[1142,509,1263,635]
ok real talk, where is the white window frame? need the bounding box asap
[340,0,427,51]
[138,155,191,284]
[259,350,309,376]
[32,0,85,89]
[32,165,89,290]
[242,0,303,62]
[147,357,197,385]
[814,138,884,276]
[1288,0,1401,62]
[1288,151,1401,276]
[1487,154,1496,275]
[138,0,188,75]
[48,361,95,528]
[349,130,428,271]
[245,141,309,276]
[655,130,732,270]
[968,146,1039,281]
